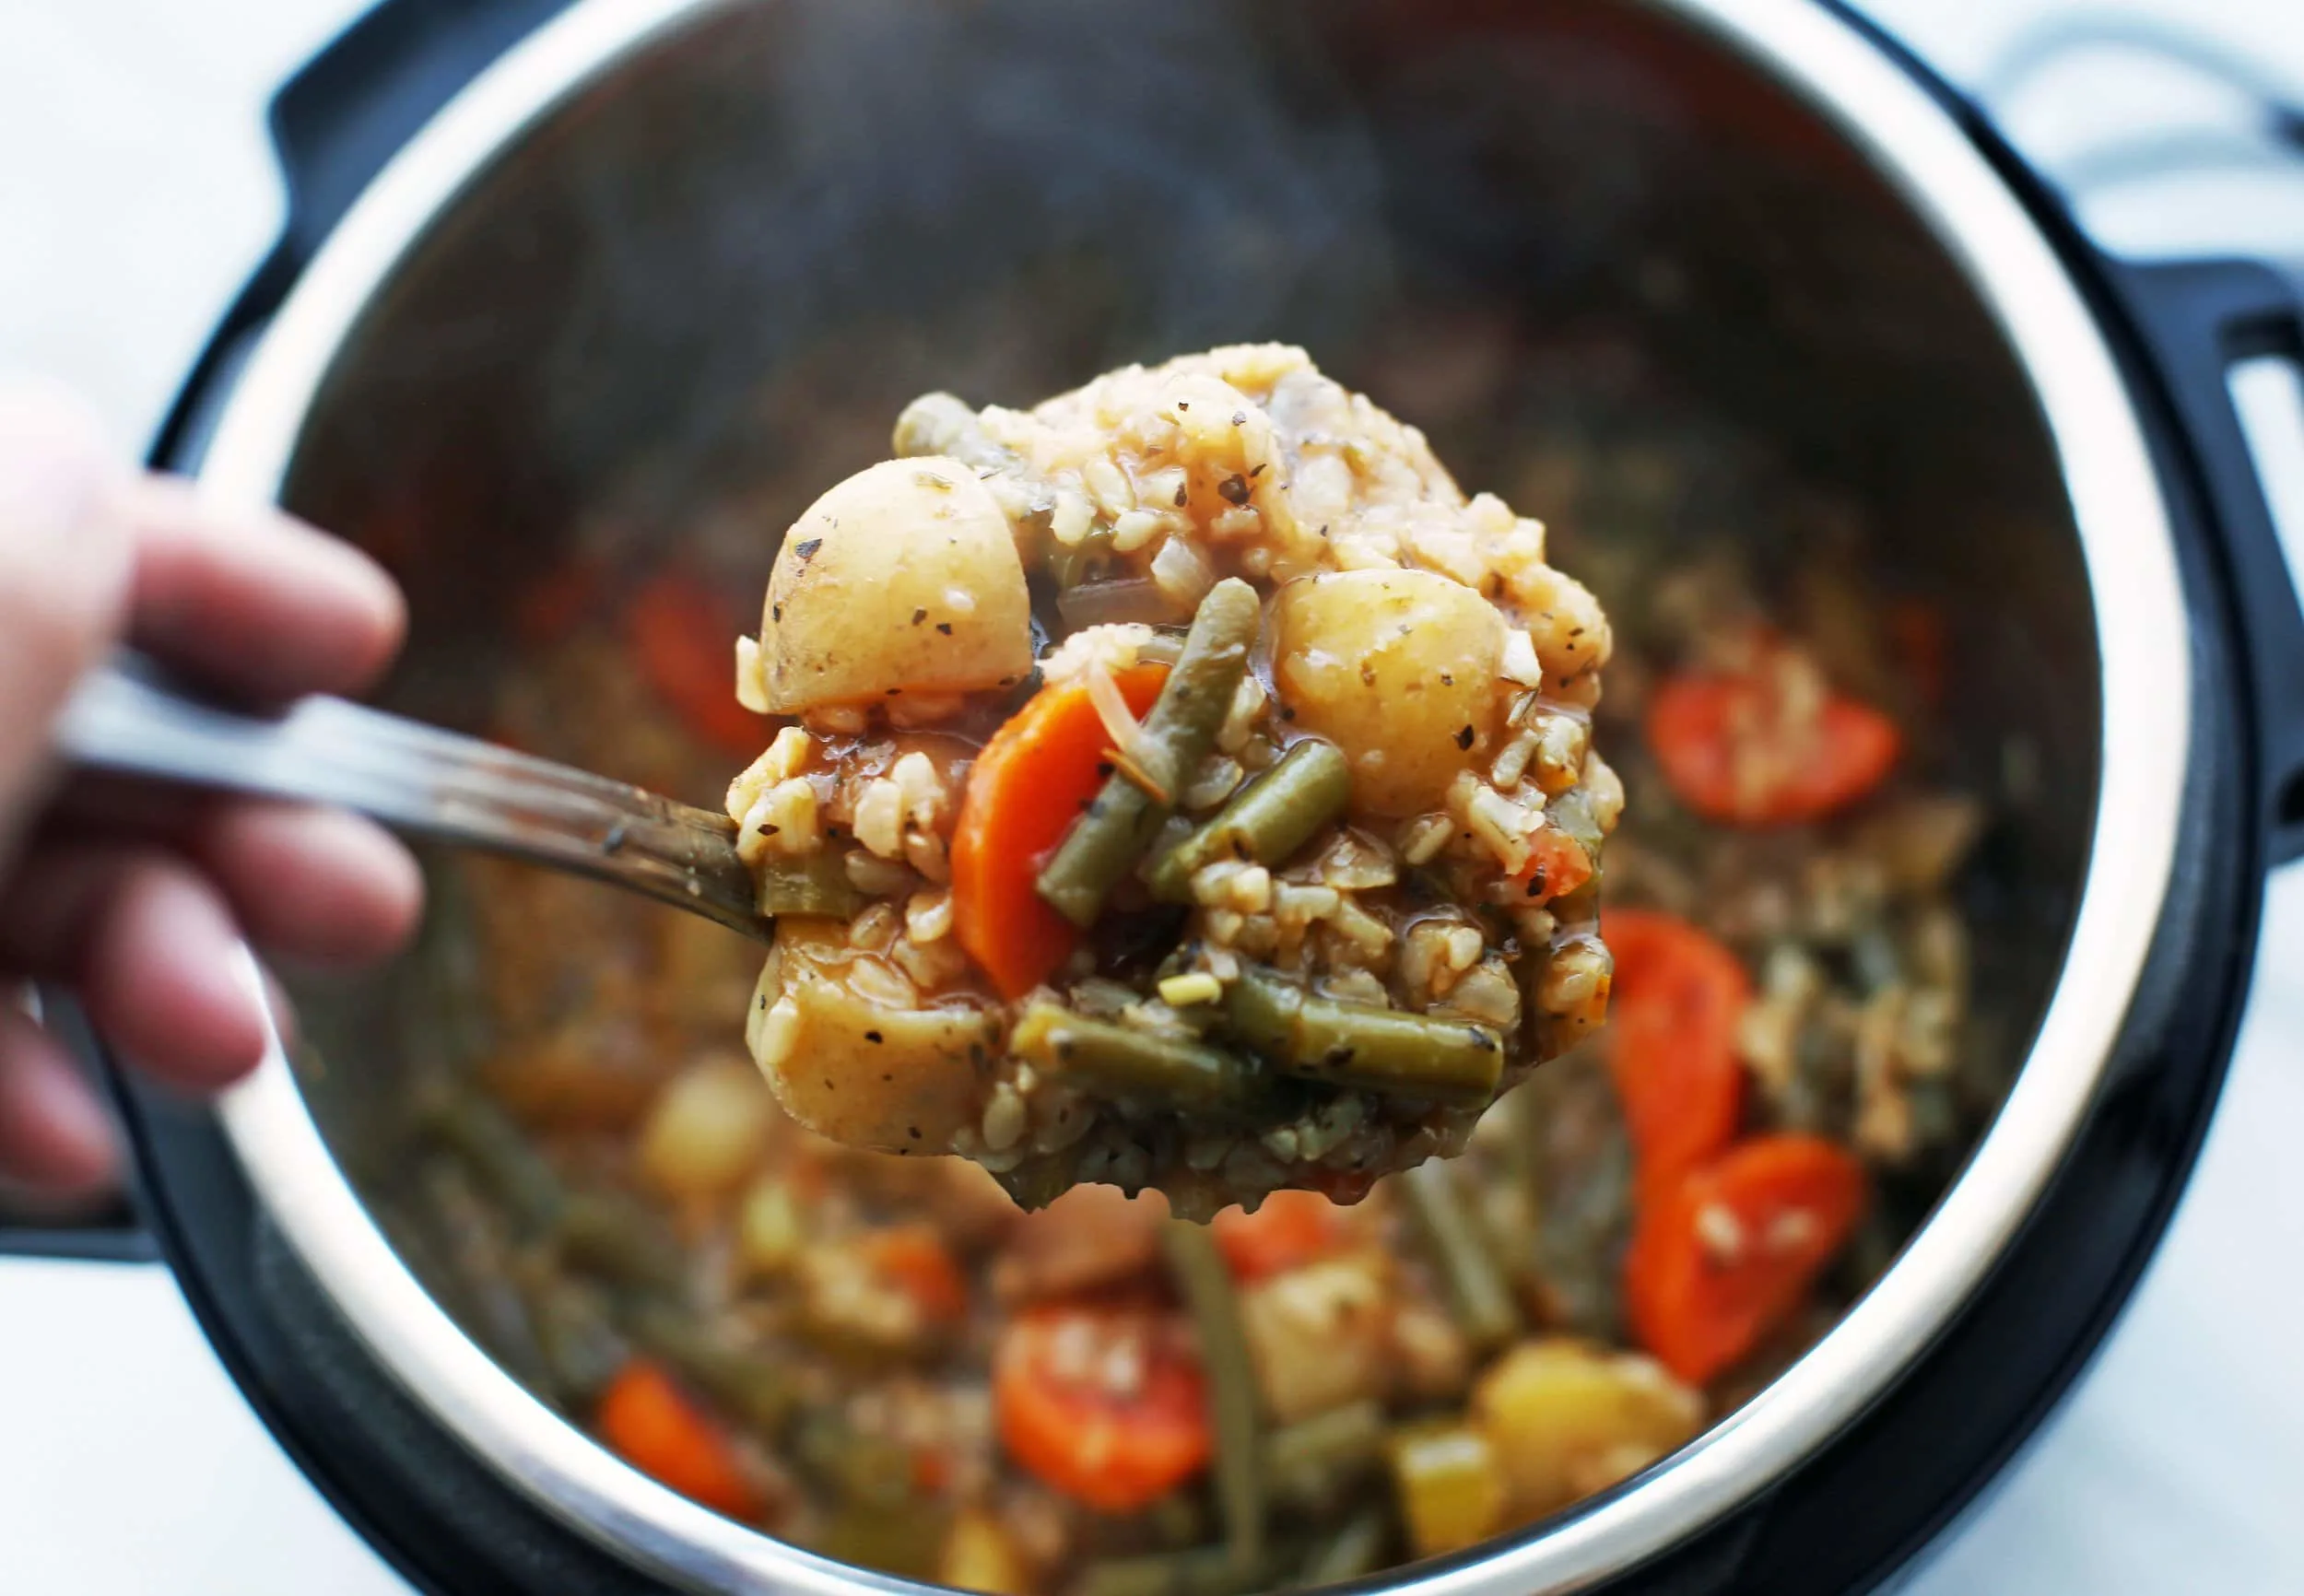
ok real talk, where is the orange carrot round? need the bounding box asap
[1513,824,1594,901]
[857,1225,970,1325]
[1646,661,1900,827]
[626,570,769,761]
[1623,1133,1867,1386]
[595,1356,763,1520]
[949,664,1170,1000]
[1211,1189,1350,1282]
[993,1303,1211,1511]
[1604,909,1750,1209]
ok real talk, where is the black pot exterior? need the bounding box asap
[110,2,2298,1593]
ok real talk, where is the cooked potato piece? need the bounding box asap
[939,1509,1032,1596]
[746,921,997,1152]
[1472,1338,1704,1517]
[1272,569,1506,816]
[1388,1421,1508,1558]
[1239,1252,1395,1424]
[637,1056,775,1198]
[758,456,1032,711]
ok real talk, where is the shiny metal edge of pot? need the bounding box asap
[191,0,2192,1590]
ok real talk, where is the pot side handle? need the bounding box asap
[148,0,572,475]
[2108,258,2304,867]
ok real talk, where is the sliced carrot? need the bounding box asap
[626,570,769,762]
[1886,599,1947,710]
[517,556,604,645]
[1211,1190,1350,1282]
[911,1444,955,1496]
[1605,909,1751,1209]
[949,664,1170,1000]
[595,1356,763,1520]
[858,1225,970,1325]
[1513,823,1594,902]
[993,1303,1211,1511]
[1623,1133,1867,1386]
[1646,653,1901,827]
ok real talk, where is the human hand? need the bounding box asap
[0,382,423,1196]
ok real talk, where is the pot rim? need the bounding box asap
[195,0,2192,1590]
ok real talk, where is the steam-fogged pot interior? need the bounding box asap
[280,0,2094,1337]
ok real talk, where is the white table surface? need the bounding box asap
[4,2,2303,1591]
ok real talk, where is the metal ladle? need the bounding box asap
[53,653,769,942]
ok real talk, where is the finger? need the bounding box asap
[0,383,135,859]
[0,844,268,1093]
[80,856,271,1093]
[0,1007,119,1195]
[33,782,424,969]
[192,800,424,968]
[113,474,406,701]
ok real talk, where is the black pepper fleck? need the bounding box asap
[936,622,954,635]
[1250,464,1266,477]
[912,608,927,625]
[1217,474,1251,506]
[1455,724,1476,750]
[1230,409,1247,426]
[1175,484,1190,508]
[865,1029,884,1044]
[794,537,823,560]
[771,604,782,623]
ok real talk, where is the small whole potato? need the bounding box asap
[1271,568,1506,816]
[1472,1338,1704,1517]
[746,921,998,1153]
[759,456,1032,711]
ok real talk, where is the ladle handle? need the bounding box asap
[53,652,770,943]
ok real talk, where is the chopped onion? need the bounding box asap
[1057,576,1181,630]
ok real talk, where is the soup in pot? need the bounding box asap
[368,332,1994,1594]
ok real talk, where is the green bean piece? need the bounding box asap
[1163,1221,1266,1576]
[1011,1002,1260,1113]
[421,1092,564,1233]
[1222,969,1504,1107]
[1293,1508,1392,1590]
[1038,579,1260,927]
[414,1161,555,1396]
[518,1267,629,1411]
[755,850,864,919]
[791,1408,919,1507]
[1075,1547,1268,1596]
[629,1304,798,1433]
[557,1191,687,1297]
[1401,1161,1523,1352]
[811,1502,952,1581]
[1264,1399,1389,1510]
[1147,738,1352,902]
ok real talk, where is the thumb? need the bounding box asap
[0,381,135,867]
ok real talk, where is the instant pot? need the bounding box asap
[16,0,2304,1591]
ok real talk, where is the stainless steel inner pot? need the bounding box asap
[189,0,2192,1590]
